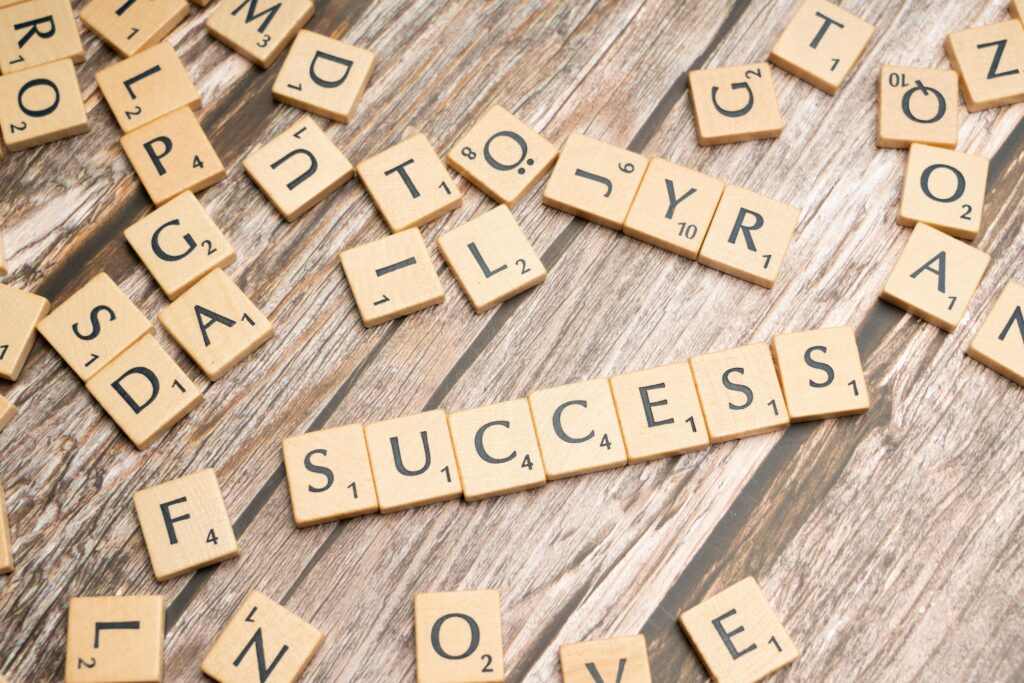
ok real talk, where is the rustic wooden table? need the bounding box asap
[1,0,1022,680]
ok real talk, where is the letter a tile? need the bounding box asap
[415,589,504,683]
[80,0,189,58]
[0,282,49,381]
[968,280,1024,386]
[207,0,314,69]
[0,0,85,74]
[689,63,783,145]
[0,58,89,151]
[771,325,869,422]
[877,67,959,149]
[560,635,652,683]
[945,21,1024,111]
[96,42,201,133]
[898,143,988,240]
[65,595,164,683]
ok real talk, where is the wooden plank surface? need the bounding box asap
[1,0,1022,680]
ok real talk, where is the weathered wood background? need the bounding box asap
[1,0,1022,680]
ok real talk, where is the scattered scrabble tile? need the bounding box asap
[95,41,201,133]
[272,29,376,123]
[356,133,463,232]
[243,115,354,221]
[80,0,188,58]
[688,63,783,145]
[339,228,445,327]
[0,58,88,151]
[65,595,164,683]
[202,590,323,683]
[881,222,990,331]
[0,487,11,574]
[945,21,1024,111]
[447,398,547,501]
[877,67,959,149]
[560,634,652,683]
[437,205,546,313]
[0,282,49,381]
[697,185,801,288]
[206,0,314,69]
[1013,0,1023,22]
[771,325,869,422]
[0,395,14,433]
[364,409,462,513]
[898,143,988,240]
[447,104,559,206]
[609,361,710,463]
[528,378,627,480]
[680,577,799,683]
[85,334,203,449]
[541,132,646,230]
[124,191,237,300]
[281,423,379,527]
[0,0,84,74]
[690,343,790,443]
[415,589,504,683]
[132,468,237,581]
[968,280,1024,385]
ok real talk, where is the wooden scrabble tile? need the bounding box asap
[697,185,801,288]
[80,0,188,58]
[898,143,988,240]
[0,395,14,433]
[271,29,375,124]
[0,282,49,381]
[609,361,710,463]
[688,63,783,145]
[447,104,559,206]
[559,635,652,683]
[95,41,200,133]
[415,589,504,683]
[65,595,164,683]
[1013,0,1024,22]
[0,487,12,574]
[945,21,1024,111]
[622,157,725,259]
[771,325,869,422]
[201,590,323,683]
[968,280,1024,385]
[689,343,790,444]
[0,0,84,74]
[120,107,226,206]
[528,378,627,480]
[0,58,88,151]
[877,67,959,149]
[85,334,203,449]
[881,223,990,331]
[437,205,546,313]
[281,424,379,527]
[447,398,546,501]
[124,191,237,299]
[206,0,314,69]
[356,133,463,232]
[363,409,462,514]
[132,468,237,580]
[243,115,354,221]
[339,228,445,327]
[158,268,273,381]
[541,132,646,230]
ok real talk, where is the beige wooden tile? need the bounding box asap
[898,143,988,240]
[0,58,88,151]
[690,343,790,444]
[698,185,801,288]
[0,487,12,574]
[688,63,783,145]
[528,378,627,480]
[447,398,546,501]
[65,595,164,683]
[271,29,375,124]
[339,228,445,327]
[609,361,710,463]
[356,133,463,232]
[771,325,869,422]
[120,106,226,206]
[364,409,462,514]
[415,589,504,683]
[95,41,200,133]
[968,280,1024,386]
[680,577,799,683]
[201,590,323,683]
[132,468,237,581]
[0,282,49,381]
[124,191,237,300]
[560,634,652,683]
[945,21,1024,111]
[0,395,14,434]
[877,67,959,149]
[206,0,313,69]
[281,423,379,527]
[80,0,188,58]
[85,334,203,449]
[0,0,84,74]
[541,132,646,230]
[37,272,152,381]
[190,0,211,5]
[446,104,559,206]
[1013,0,1023,22]
[243,115,354,221]
[437,205,546,314]
[881,222,990,331]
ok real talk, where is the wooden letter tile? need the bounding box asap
[0,58,88,151]
[0,487,12,574]
[877,67,959,149]
[206,0,314,69]
[968,280,1024,385]
[945,21,1024,111]
[0,282,49,381]
[688,63,783,145]
[415,589,504,683]
[898,143,988,239]
[0,395,14,434]
[1013,0,1023,22]
[65,595,164,683]
[560,634,652,683]
[80,0,189,58]
[771,325,869,422]
[0,0,84,74]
